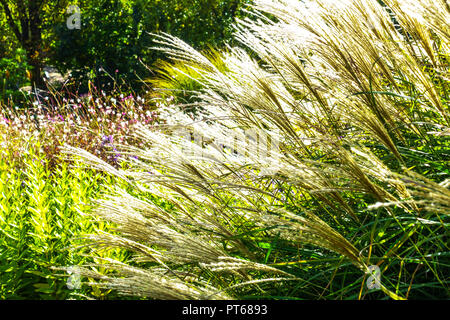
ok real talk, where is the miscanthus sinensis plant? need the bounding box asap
[62,0,449,300]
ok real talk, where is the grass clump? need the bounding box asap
[61,0,449,300]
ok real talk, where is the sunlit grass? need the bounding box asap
[0,0,448,300]
[58,0,449,300]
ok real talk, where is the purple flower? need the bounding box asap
[101,135,114,147]
[100,135,122,164]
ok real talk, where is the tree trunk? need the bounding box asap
[0,0,44,89]
[25,0,44,89]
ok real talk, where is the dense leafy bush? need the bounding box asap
[51,0,249,91]
[0,49,30,102]
[0,0,248,99]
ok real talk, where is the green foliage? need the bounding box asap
[50,0,249,90]
[0,13,18,59]
[0,0,248,95]
[51,0,146,90]
[0,139,131,299]
[149,59,204,105]
[0,49,30,102]
[148,48,227,108]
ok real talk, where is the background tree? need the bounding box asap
[0,0,70,89]
[51,0,250,92]
[0,0,248,95]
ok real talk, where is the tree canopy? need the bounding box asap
[0,0,249,93]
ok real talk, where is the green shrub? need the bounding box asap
[0,49,30,102]
[51,0,249,90]
[0,135,135,299]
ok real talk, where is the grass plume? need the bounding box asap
[62,0,449,300]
